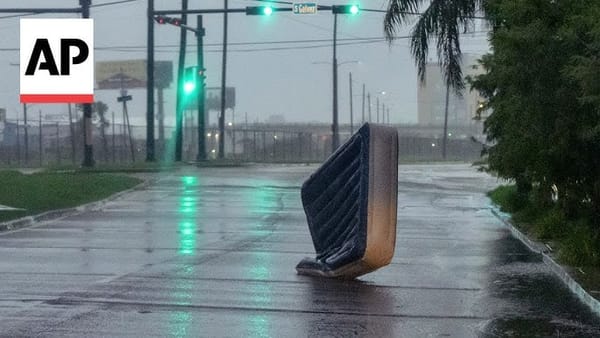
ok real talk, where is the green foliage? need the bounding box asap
[384,0,487,93]
[488,185,523,213]
[535,208,567,240]
[490,185,598,266]
[560,223,600,267]
[472,0,600,225]
[0,171,141,222]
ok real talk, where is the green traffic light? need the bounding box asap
[332,4,360,15]
[263,6,273,15]
[184,82,196,94]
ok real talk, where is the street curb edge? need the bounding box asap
[0,178,153,233]
[490,206,600,317]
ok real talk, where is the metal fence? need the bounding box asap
[0,119,484,167]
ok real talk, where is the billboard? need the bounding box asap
[95,60,172,89]
[20,19,94,103]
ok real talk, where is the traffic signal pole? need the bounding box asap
[150,4,359,160]
[196,15,206,161]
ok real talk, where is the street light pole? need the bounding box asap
[376,97,379,123]
[367,93,371,122]
[331,13,339,152]
[361,83,365,124]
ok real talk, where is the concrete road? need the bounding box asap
[0,164,598,337]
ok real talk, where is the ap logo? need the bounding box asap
[20,19,94,103]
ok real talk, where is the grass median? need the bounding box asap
[0,171,142,223]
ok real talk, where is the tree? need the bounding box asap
[384,0,486,158]
[94,101,110,163]
[384,0,486,93]
[76,101,110,162]
[470,0,600,221]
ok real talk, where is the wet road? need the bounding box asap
[0,164,599,337]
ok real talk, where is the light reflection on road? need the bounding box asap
[245,181,278,338]
[168,176,202,337]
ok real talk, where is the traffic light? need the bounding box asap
[154,15,182,26]
[332,4,360,15]
[183,66,198,96]
[245,6,274,16]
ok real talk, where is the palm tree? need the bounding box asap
[384,0,486,158]
[94,101,110,162]
[76,101,110,162]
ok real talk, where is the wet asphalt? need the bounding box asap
[0,164,599,337]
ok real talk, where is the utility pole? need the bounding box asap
[219,0,229,159]
[67,103,76,164]
[442,83,450,160]
[23,103,28,165]
[146,0,156,161]
[367,93,371,122]
[196,14,206,161]
[361,83,365,124]
[80,0,94,167]
[349,72,353,134]
[157,85,164,157]
[175,0,188,162]
[331,12,339,152]
[16,116,20,165]
[118,88,135,162]
[38,110,42,166]
[376,97,380,123]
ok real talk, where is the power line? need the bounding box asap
[0,0,140,20]
[0,31,488,53]
[92,0,140,8]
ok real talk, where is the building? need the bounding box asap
[417,54,485,128]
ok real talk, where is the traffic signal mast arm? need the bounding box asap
[245,4,359,15]
[153,5,360,16]
[154,15,203,35]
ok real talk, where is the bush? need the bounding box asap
[488,185,527,213]
[535,208,567,240]
[489,184,599,267]
[560,222,600,267]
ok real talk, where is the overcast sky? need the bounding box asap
[0,0,490,126]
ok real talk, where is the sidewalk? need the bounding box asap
[0,164,598,337]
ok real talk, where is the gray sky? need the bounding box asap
[0,0,490,126]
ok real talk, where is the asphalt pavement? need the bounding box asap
[0,164,599,337]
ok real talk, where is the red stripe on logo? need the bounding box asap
[20,94,94,103]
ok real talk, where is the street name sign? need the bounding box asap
[293,3,318,15]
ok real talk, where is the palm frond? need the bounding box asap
[384,0,427,38]
[386,0,487,93]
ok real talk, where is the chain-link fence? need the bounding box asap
[0,119,484,167]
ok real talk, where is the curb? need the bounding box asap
[0,178,154,233]
[490,206,600,317]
